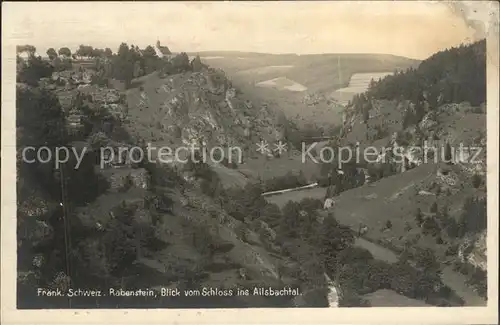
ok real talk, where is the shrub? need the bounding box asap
[91,74,109,87]
[298,198,323,213]
[422,217,441,237]
[17,55,54,86]
[143,161,183,188]
[443,217,460,238]
[445,244,458,256]
[51,57,73,72]
[317,176,330,187]
[373,124,389,140]
[101,218,138,275]
[259,203,282,227]
[171,52,190,73]
[458,196,487,234]
[404,222,412,232]
[199,170,223,198]
[471,174,483,188]
[235,224,248,242]
[191,56,203,72]
[220,157,238,169]
[192,226,215,258]
[430,202,438,214]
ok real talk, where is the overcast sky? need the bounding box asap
[3,1,496,59]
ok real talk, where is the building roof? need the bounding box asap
[153,45,164,58]
[154,41,171,58]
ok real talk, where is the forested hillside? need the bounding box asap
[318,39,488,305]
[366,40,486,106]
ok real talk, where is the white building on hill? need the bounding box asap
[154,40,172,58]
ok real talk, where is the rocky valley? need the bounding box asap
[15,37,489,309]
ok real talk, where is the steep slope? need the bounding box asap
[16,53,328,308]
[264,39,488,306]
[120,67,288,189]
[331,40,487,303]
[124,70,284,151]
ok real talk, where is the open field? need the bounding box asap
[331,72,394,105]
[190,52,419,126]
[237,65,295,76]
[194,52,418,93]
[256,77,308,92]
[237,151,322,182]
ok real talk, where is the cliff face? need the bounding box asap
[123,68,284,156]
[341,98,486,173]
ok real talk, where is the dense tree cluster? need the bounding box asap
[16,55,54,86]
[318,146,366,191]
[349,93,373,122]
[91,42,198,88]
[18,41,204,90]
[458,196,487,235]
[58,47,73,58]
[411,195,486,242]
[223,183,267,222]
[74,45,112,59]
[16,44,37,55]
[184,151,224,198]
[16,58,150,306]
[271,197,461,307]
[46,48,58,60]
[51,56,73,72]
[453,261,487,298]
[365,40,486,107]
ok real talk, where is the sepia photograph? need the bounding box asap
[1,1,499,324]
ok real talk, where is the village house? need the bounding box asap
[154,40,172,59]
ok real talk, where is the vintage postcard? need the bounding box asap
[1,1,499,324]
